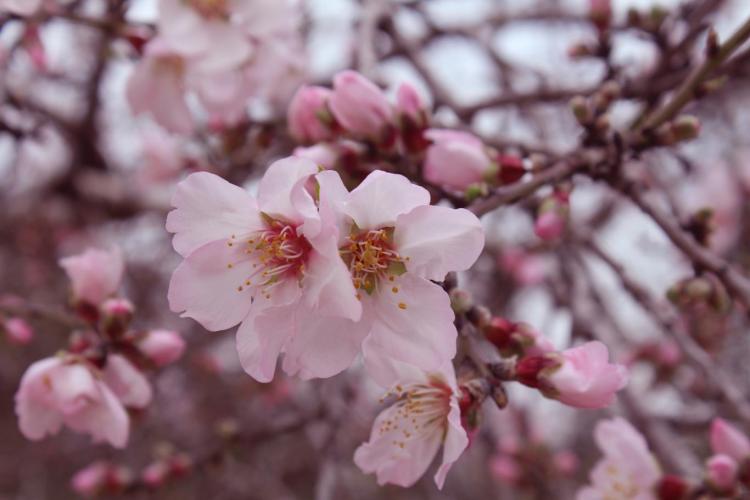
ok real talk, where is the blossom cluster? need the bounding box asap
[127,0,304,134]
[15,248,185,448]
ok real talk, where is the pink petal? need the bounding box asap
[235,303,296,383]
[65,380,130,448]
[166,171,262,257]
[395,205,484,281]
[434,400,469,489]
[711,418,750,461]
[344,171,430,229]
[102,354,153,409]
[257,157,318,222]
[168,239,255,331]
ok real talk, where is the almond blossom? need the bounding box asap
[577,417,661,500]
[332,170,485,382]
[423,129,493,191]
[15,356,132,447]
[167,157,362,382]
[329,70,395,142]
[354,359,468,489]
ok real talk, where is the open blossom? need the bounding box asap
[137,330,186,367]
[329,70,394,142]
[59,247,124,306]
[518,341,628,409]
[354,361,468,489]
[288,85,335,143]
[15,356,130,448]
[332,170,484,382]
[167,157,362,382]
[710,418,750,462]
[577,418,661,500]
[423,129,493,191]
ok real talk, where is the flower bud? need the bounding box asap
[464,182,489,202]
[498,154,526,185]
[287,85,336,144]
[657,474,689,500]
[71,461,110,497]
[672,115,701,142]
[329,70,394,143]
[141,461,170,489]
[710,418,750,462]
[100,298,134,339]
[137,329,186,367]
[3,317,34,345]
[570,96,592,124]
[423,129,493,191]
[396,82,428,129]
[293,143,340,170]
[706,454,738,492]
[490,454,522,484]
[535,211,566,241]
[449,288,473,314]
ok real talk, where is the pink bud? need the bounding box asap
[137,329,186,367]
[542,341,628,409]
[706,454,738,491]
[23,25,47,72]
[534,211,566,241]
[100,298,135,338]
[71,461,110,497]
[60,247,124,306]
[4,317,34,345]
[489,454,522,484]
[553,450,579,475]
[287,85,335,143]
[396,82,425,122]
[141,462,170,488]
[329,70,394,141]
[711,418,750,461]
[423,129,492,191]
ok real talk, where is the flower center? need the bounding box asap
[379,376,452,450]
[187,0,229,18]
[227,219,311,299]
[602,463,641,499]
[340,228,407,296]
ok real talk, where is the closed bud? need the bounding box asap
[515,355,559,389]
[141,462,170,489]
[706,454,738,492]
[657,474,689,500]
[100,298,134,339]
[449,289,473,314]
[137,329,185,367]
[3,317,34,345]
[570,96,591,124]
[706,28,720,58]
[672,115,701,142]
[491,383,509,409]
[498,154,526,184]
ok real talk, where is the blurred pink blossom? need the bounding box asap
[3,317,34,345]
[710,418,750,462]
[706,454,738,491]
[71,461,110,497]
[0,0,43,16]
[489,454,522,484]
[15,357,130,448]
[137,329,186,367]
[59,247,124,306]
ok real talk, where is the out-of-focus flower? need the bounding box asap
[167,158,362,382]
[710,418,750,462]
[577,417,661,500]
[127,39,194,135]
[3,317,34,345]
[59,247,124,306]
[71,461,110,497]
[489,454,522,484]
[329,70,394,142]
[553,450,579,475]
[423,129,492,191]
[498,247,547,285]
[517,341,628,409]
[287,85,336,143]
[141,461,170,488]
[138,127,184,184]
[15,356,130,448]
[0,0,43,16]
[706,454,738,492]
[354,361,468,489]
[534,211,566,241]
[336,170,484,383]
[137,330,186,367]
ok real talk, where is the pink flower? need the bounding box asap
[138,127,184,184]
[137,330,186,367]
[157,0,251,74]
[102,354,153,409]
[127,39,194,135]
[167,157,362,382]
[423,129,492,191]
[288,85,335,143]
[15,356,130,448]
[71,461,110,497]
[577,418,661,500]
[354,361,468,489]
[0,0,43,16]
[534,211,566,241]
[335,171,484,382]
[706,454,738,491]
[4,317,34,345]
[59,247,124,306]
[329,70,394,141]
[710,418,750,462]
[519,341,628,409]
